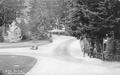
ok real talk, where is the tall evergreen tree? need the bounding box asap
[64,0,120,40]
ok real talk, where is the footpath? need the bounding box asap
[0,40,51,48]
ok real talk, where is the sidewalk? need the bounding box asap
[0,34,71,49]
[0,40,51,48]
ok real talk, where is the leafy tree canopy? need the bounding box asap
[63,0,120,39]
[0,0,25,26]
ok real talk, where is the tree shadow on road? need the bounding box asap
[53,39,111,67]
[54,38,87,63]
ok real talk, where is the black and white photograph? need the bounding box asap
[0,0,120,75]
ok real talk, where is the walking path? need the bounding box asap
[0,35,120,75]
[0,40,50,48]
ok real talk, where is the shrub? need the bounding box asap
[31,31,49,40]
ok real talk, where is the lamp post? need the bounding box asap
[102,34,108,60]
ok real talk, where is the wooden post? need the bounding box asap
[0,70,4,75]
[102,38,105,61]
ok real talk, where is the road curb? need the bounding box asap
[0,40,51,49]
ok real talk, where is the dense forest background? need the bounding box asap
[0,0,66,41]
[0,0,120,44]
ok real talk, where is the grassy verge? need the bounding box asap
[0,55,37,75]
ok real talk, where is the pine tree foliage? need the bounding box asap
[64,0,120,39]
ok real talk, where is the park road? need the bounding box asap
[0,35,120,75]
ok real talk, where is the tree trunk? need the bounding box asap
[2,25,7,42]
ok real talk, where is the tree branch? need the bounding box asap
[105,15,113,21]
[0,0,5,4]
[81,7,104,20]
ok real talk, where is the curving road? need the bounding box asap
[26,35,120,75]
[1,35,120,75]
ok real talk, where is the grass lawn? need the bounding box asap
[0,55,37,75]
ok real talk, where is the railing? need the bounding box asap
[89,51,120,61]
